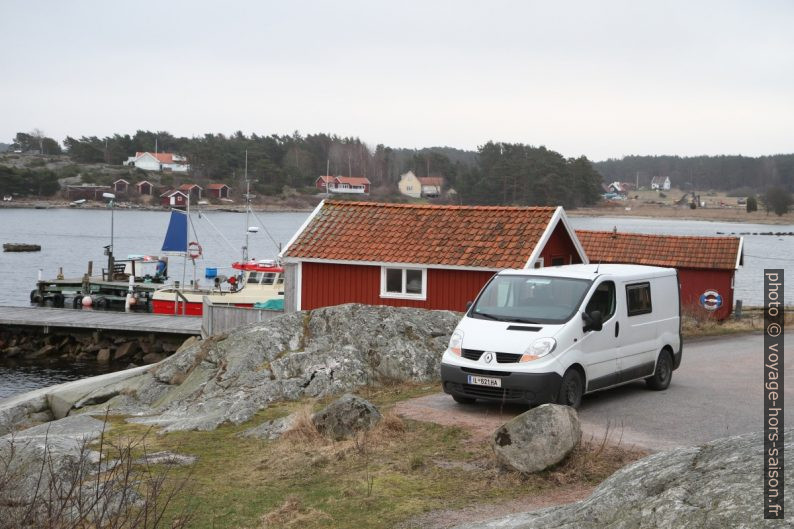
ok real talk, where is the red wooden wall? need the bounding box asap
[300,262,496,312]
[677,268,734,320]
[539,221,583,266]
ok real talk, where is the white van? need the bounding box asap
[440,264,682,408]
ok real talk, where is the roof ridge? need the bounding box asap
[576,229,740,241]
[323,200,557,211]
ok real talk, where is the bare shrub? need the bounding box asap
[0,419,194,529]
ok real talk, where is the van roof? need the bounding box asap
[498,264,676,280]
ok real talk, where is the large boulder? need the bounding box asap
[458,429,794,529]
[50,304,458,433]
[1,305,458,435]
[312,394,381,441]
[492,404,581,473]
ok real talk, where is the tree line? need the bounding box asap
[35,131,603,206]
[595,154,794,193]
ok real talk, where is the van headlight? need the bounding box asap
[521,337,556,362]
[448,330,464,356]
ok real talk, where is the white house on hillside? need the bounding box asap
[398,171,444,198]
[124,152,190,173]
[651,176,671,191]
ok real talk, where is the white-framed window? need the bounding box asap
[380,266,427,300]
[533,257,545,269]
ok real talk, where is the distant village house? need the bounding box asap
[315,176,371,195]
[136,180,154,195]
[160,189,188,209]
[124,152,190,173]
[607,181,636,195]
[66,185,113,201]
[178,183,202,200]
[113,179,129,194]
[651,176,671,191]
[398,171,444,198]
[206,183,231,199]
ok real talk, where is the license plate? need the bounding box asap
[467,375,501,387]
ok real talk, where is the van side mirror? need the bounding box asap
[582,310,603,332]
[465,301,473,312]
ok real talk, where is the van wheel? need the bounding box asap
[646,350,673,390]
[557,369,584,409]
[452,395,476,405]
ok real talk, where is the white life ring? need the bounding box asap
[187,241,203,260]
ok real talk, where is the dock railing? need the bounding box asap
[201,297,283,337]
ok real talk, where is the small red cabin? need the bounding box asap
[206,183,231,199]
[160,189,188,209]
[178,184,202,200]
[136,180,153,195]
[280,200,588,312]
[113,179,129,194]
[576,230,743,320]
[315,175,333,190]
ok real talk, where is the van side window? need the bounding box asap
[626,282,652,316]
[585,281,616,321]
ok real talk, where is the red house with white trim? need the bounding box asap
[160,189,188,209]
[576,230,743,320]
[280,200,587,312]
[315,175,333,190]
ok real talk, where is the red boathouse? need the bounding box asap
[576,230,743,320]
[280,200,588,312]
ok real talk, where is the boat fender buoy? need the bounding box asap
[187,241,202,260]
[82,296,93,307]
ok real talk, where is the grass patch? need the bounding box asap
[682,308,793,338]
[92,384,642,529]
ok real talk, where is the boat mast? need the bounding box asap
[182,193,189,289]
[243,149,250,262]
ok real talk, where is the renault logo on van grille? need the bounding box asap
[482,352,495,364]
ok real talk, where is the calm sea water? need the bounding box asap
[0,208,791,400]
[0,208,309,307]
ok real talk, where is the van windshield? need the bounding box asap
[470,275,592,324]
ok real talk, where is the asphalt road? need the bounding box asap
[397,332,792,451]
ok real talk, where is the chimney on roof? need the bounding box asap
[612,226,618,238]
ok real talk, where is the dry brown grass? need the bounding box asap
[682,307,794,338]
[546,426,648,486]
[280,404,326,445]
[256,495,332,528]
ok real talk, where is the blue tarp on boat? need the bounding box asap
[254,299,284,311]
[161,210,188,254]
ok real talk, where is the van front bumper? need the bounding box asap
[440,363,563,405]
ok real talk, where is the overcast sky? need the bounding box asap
[1,0,792,160]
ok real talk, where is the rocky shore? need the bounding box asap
[0,304,460,435]
[0,327,184,367]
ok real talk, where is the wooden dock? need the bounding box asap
[0,306,201,335]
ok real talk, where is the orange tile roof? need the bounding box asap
[284,200,559,269]
[178,183,202,191]
[206,183,230,190]
[576,230,741,270]
[135,152,178,164]
[418,177,444,186]
[334,176,370,186]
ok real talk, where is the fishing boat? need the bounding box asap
[151,259,284,316]
[150,170,285,316]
